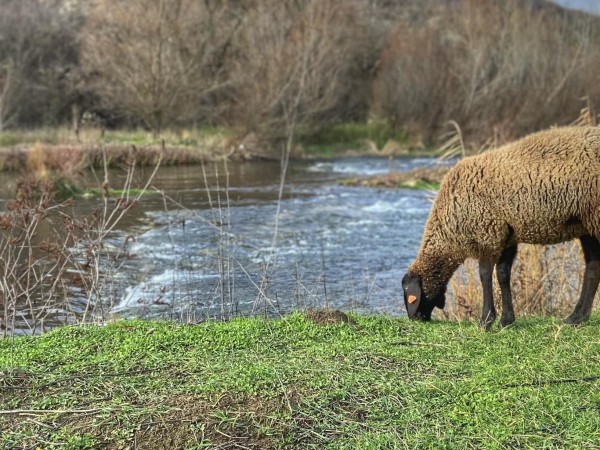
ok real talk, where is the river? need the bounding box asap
[2,157,443,333]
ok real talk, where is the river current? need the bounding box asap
[108,158,437,321]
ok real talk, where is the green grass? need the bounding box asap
[399,179,441,190]
[0,123,415,160]
[299,121,409,155]
[0,128,65,146]
[0,127,231,148]
[2,314,600,449]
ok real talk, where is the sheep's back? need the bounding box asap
[436,127,600,253]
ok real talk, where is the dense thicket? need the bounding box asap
[1,0,599,145]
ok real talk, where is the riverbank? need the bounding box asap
[2,313,600,449]
[0,139,233,174]
[0,124,422,173]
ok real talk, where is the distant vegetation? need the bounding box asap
[1,0,600,153]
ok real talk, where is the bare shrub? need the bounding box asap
[0,153,159,336]
[229,0,372,151]
[26,143,83,179]
[81,0,241,136]
[373,0,600,145]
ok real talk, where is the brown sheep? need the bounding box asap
[403,126,600,329]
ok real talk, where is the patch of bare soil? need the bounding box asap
[133,393,310,450]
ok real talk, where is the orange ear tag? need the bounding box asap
[408,295,418,304]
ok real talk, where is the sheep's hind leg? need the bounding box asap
[479,259,497,330]
[497,245,518,327]
[565,235,600,325]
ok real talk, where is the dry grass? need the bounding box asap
[0,126,237,173]
[0,141,228,174]
[443,242,588,323]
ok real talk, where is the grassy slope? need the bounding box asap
[2,314,600,449]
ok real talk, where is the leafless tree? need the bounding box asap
[0,61,18,133]
[233,0,370,143]
[0,0,82,129]
[81,0,242,136]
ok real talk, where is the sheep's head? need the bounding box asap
[402,273,446,321]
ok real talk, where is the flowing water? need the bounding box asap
[3,157,446,332]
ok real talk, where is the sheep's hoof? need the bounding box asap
[564,313,589,325]
[500,314,515,327]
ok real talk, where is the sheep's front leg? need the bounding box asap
[497,245,518,327]
[565,235,600,325]
[479,259,496,330]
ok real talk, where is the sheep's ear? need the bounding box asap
[405,278,422,318]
